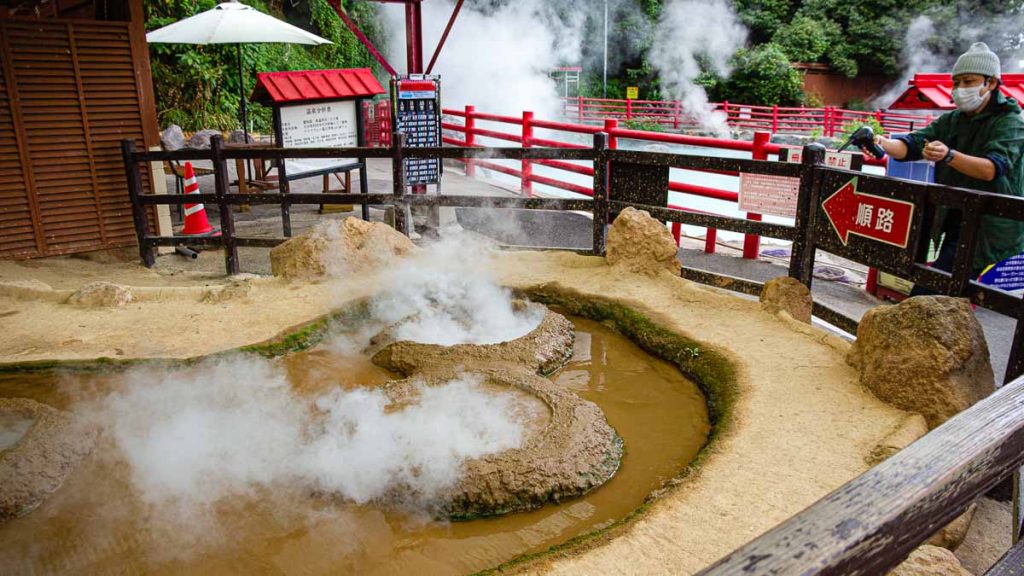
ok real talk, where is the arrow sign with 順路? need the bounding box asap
[822,177,915,248]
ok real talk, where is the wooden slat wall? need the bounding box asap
[0,18,151,258]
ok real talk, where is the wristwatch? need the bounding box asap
[940,149,956,165]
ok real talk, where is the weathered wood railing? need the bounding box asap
[698,373,1024,575]
[123,133,1024,572]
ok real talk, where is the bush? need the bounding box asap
[772,16,831,63]
[705,44,804,106]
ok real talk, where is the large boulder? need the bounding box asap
[67,281,134,308]
[228,129,255,144]
[887,545,971,576]
[187,129,222,149]
[270,217,418,281]
[847,296,995,429]
[606,207,681,276]
[760,276,812,323]
[160,125,186,151]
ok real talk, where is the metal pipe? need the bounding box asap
[426,0,464,74]
[175,245,199,259]
[405,1,423,73]
[327,0,398,76]
[602,0,608,98]
[236,44,248,142]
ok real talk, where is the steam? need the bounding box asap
[380,0,588,119]
[873,16,951,109]
[367,237,544,345]
[648,0,747,135]
[94,358,526,514]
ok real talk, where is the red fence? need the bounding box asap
[442,106,889,260]
[562,97,936,137]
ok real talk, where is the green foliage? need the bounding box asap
[622,119,665,132]
[771,16,832,63]
[839,115,884,137]
[146,0,383,133]
[703,44,804,106]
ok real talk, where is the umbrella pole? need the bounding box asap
[236,43,252,181]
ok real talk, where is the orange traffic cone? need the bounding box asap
[181,161,216,236]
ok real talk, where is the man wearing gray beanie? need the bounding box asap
[872,42,1024,284]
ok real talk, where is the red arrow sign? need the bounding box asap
[822,177,915,248]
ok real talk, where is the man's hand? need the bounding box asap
[923,140,950,162]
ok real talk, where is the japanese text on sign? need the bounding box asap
[279,100,357,174]
[738,173,801,218]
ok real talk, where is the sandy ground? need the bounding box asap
[0,248,998,574]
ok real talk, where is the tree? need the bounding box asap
[702,43,804,106]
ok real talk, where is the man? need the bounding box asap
[872,42,1024,283]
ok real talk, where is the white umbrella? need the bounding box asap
[147,1,332,140]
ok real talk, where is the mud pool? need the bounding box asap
[0,413,33,452]
[0,317,709,575]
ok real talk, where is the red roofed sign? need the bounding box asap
[251,68,385,105]
[889,73,1024,110]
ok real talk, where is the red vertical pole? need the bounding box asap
[743,131,770,260]
[521,111,533,197]
[672,222,682,246]
[771,105,779,133]
[866,267,878,295]
[722,100,729,129]
[626,98,633,121]
[405,2,424,73]
[603,118,618,149]
[674,100,681,130]
[578,95,584,123]
[464,104,476,177]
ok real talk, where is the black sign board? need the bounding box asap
[392,75,442,188]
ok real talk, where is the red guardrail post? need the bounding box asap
[464,104,476,177]
[603,118,618,149]
[578,96,584,123]
[674,100,681,130]
[771,105,779,133]
[742,131,770,260]
[522,110,534,197]
[626,98,633,121]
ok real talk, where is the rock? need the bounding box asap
[270,217,418,281]
[67,281,134,308]
[160,125,186,151]
[228,129,255,144]
[606,207,681,276]
[927,504,977,551]
[187,129,222,150]
[201,278,253,304]
[866,413,928,466]
[847,296,995,429]
[0,398,96,522]
[760,276,812,323]
[888,545,971,576]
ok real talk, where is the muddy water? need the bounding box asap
[0,317,708,575]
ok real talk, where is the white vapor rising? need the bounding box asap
[96,358,526,514]
[380,0,588,119]
[648,0,747,135]
[368,237,544,345]
[873,16,951,109]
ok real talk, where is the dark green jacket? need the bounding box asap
[898,92,1024,274]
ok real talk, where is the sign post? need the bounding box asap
[822,177,914,248]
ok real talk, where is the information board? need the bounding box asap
[279,100,357,175]
[738,173,801,218]
[393,76,441,187]
[979,253,1024,294]
[626,86,639,100]
[779,147,860,171]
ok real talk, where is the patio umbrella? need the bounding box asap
[146,1,332,141]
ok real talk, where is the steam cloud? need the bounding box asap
[367,237,544,345]
[647,0,747,135]
[95,358,527,514]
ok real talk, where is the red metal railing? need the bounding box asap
[442,106,867,259]
[562,97,936,137]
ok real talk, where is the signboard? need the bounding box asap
[822,177,914,248]
[393,76,441,188]
[626,86,639,100]
[738,173,801,218]
[279,100,358,175]
[979,253,1024,293]
[780,147,860,171]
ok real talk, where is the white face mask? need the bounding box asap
[952,85,988,112]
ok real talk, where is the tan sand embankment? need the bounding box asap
[0,250,918,574]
